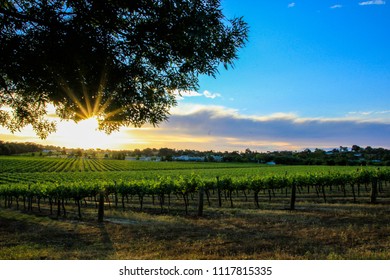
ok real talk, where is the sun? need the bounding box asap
[54,117,126,150]
[1,104,143,150]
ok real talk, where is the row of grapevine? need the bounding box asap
[0,156,269,174]
[0,169,389,220]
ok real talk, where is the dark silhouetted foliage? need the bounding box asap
[0,0,248,138]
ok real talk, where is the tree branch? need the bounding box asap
[0,7,50,26]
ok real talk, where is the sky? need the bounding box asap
[1,0,390,152]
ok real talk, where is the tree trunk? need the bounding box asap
[290,183,297,210]
[49,198,53,215]
[217,188,222,207]
[229,190,234,208]
[321,185,327,203]
[182,194,188,215]
[205,189,211,206]
[139,195,144,211]
[57,199,61,217]
[198,187,204,217]
[62,198,66,217]
[98,191,105,223]
[254,191,260,208]
[351,184,356,203]
[114,192,118,208]
[370,178,378,204]
[216,176,222,207]
[122,195,125,210]
[77,199,82,219]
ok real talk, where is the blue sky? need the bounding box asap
[2,0,390,151]
[168,0,390,151]
[196,0,390,118]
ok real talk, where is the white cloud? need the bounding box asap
[347,110,390,121]
[203,90,221,99]
[359,0,386,5]
[170,103,238,117]
[330,4,343,9]
[159,104,390,151]
[173,90,202,100]
[288,2,296,8]
[173,89,221,100]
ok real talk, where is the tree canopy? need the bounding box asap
[0,0,248,138]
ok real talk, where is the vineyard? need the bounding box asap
[1,156,389,220]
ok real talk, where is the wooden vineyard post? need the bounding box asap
[216,176,222,207]
[98,191,105,223]
[351,184,356,203]
[254,191,260,208]
[321,184,327,203]
[290,182,297,210]
[76,199,82,219]
[27,185,32,212]
[198,187,204,217]
[114,181,118,208]
[57,198,61,217]
[370,176,378,204]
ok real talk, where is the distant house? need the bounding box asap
[173,155,205,162]
[125,156,161,161]
[210,155,223,162]
[42,149,57,153]
[125,157,138,161]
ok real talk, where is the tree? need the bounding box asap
[352,145,362,153]
[76,149,82,157]
[0,0,248,138]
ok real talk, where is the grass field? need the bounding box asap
[0,156,389,260]
[1,202,389,260]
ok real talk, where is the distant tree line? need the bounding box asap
[1,141,389,166]
[0,141,41,155]
[128,146,390,166]
[247,146,390,166]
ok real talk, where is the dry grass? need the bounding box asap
[1,198,389,260]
